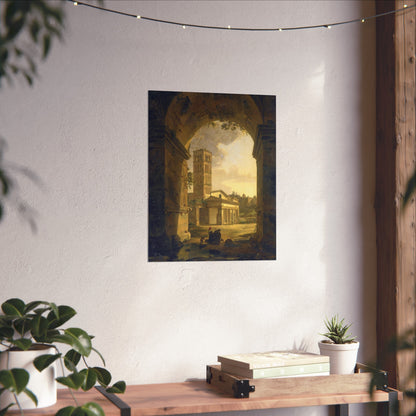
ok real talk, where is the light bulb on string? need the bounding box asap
[64,0,416,33]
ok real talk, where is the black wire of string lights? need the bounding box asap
[68,0,415,32]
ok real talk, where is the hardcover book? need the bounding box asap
[218,351,329,370]
[220,361,330,379]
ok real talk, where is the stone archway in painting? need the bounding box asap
[148,91,276,261]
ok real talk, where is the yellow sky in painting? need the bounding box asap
[188,124,256,197]
[213,133,256,197]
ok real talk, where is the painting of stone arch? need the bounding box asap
[148,91,276,262]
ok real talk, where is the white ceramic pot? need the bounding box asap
[318,341,359,375]
[0,344,57,409]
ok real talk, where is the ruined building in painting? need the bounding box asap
[188,149,239,226]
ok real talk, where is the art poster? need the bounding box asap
[148,91,276,262]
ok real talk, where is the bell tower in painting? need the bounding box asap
[193,149,212,200]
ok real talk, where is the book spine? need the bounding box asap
[217,355,329,370]
[221,362,330,379]
[217,357,253,369]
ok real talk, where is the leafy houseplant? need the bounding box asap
[318,315,359,374]
[0,298,126,416]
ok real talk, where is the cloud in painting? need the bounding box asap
[190,121,243,167]
[189,123,256,197]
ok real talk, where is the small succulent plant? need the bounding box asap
[321,315,357,344]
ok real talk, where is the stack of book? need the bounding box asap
[217,350,330,379]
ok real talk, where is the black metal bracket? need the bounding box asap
[95,386,131,416]
[356,363,389,391]
[232,379,255,398]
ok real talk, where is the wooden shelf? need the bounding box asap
[11,379,402,416]
[121,380,400,416]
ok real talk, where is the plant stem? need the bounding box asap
[13,392,24,416]
[55,346,78,407]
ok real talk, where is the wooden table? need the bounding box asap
[15,379,402,416]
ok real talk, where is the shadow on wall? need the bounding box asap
[323,0,377,366]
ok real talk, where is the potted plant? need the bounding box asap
[318,315,360,374]
[0,298,125,415]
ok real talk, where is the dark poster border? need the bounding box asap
[148,90,276,262]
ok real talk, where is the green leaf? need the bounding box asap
[56,372,86,390]
[52,328,91,357]
[80,368,97,391]
[29,19,41,42]
[5,17,25,42]
[55,403,105,416]
[0,326,14,339]
[5,1,20,26]
[81,402,105,416]
[403,170,416,207]
[23,387,38,406]
[0,48,9,64]
[0,369,29,393]
[0,403,15,416]
[14,317,32,336]
[91,347,106,366]
[24,301,48,313]
[47,305,76,329]
[92,367,111,387]
[10,338,32,350]
[31,314,49,339]
[1,298,25,316]
[33,353,61,372]
[55,406,77,416]
[405,389,416,399]
[106,381,126,394]
[49,302,59,319]
[0,170,10,196]
[23,72,33,86]
[42,34,51,59]
[64,349,81,372]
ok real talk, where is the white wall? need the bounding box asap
[0,1,376,415]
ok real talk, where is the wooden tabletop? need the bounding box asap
[123,380,399,416]
[9,380,401,416]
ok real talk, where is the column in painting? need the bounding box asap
[253,122,276,258]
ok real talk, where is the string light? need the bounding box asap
[67,0,416,32]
